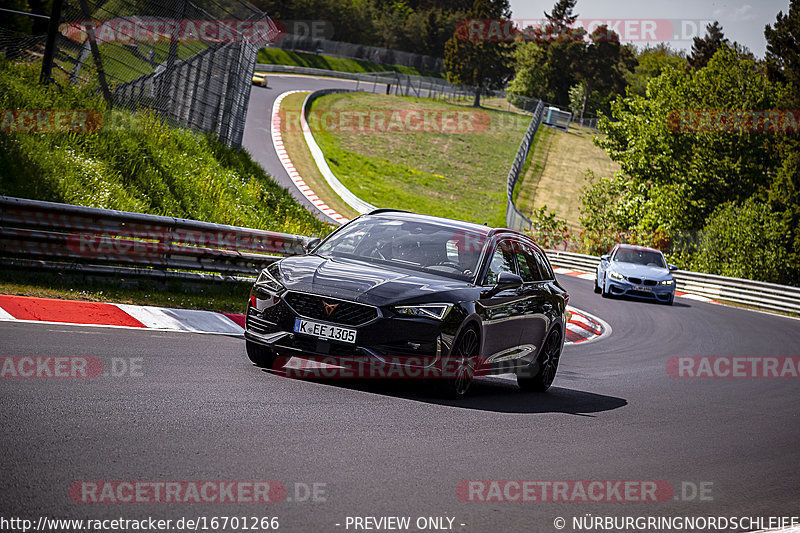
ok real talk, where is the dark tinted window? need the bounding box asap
[485,240,516,285]
[516,244,544,282]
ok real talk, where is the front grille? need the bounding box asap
[627,276,643,285]
[628,290,655,298]
[284,292,377,326]
[643,279,658,286]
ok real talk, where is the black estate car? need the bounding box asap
[244,210,568,398]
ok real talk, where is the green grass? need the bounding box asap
[0,59,332,238]
[515,124,621,228]
[0,267,250,313]
[257,48,443,78]
[279,92,360,220]
[307,92,532,226]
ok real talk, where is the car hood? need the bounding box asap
[275,255,474,306]
[610,261,672,280]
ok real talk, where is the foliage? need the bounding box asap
[252,0,473,57]
[626,44,687,97]
[444,0,514,106]
[690,198,792,284]
[527,205,569,249]
[595,45,783,235]
[688,21,728,70]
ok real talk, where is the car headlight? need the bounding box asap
[393,304,453,320]
[609,271,624,280]
[660,279,674,285]
[255,269,284,293]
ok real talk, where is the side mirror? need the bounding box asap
[601,254,610,262]
[304,238,321,254]
[668,263,678,271]
[483,271,523,297]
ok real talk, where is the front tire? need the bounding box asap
[444,327,480,400]
[517,329,562,392]
[594,273,602,293]
[246,340,277,368]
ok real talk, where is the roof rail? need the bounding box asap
[367,208,411,215]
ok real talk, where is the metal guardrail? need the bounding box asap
[506,100,545,232]
[0,196,308,280]
[300,89,376,215]
[545,250,800,316]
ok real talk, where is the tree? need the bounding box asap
[764,0,800,96]
[626,44,687,97]
[443,0,513,107]
[543,0,578,36]
[596,45,783,234]
[576,25,635,119]
[688,21,728,70]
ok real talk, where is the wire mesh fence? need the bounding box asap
[1,0,275,147]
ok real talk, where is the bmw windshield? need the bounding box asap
[314,217,486,282]
[613,249,666,268]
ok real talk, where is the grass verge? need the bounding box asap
[257,48,443,78]
[308,92,531,226]
[279,92,360,220]
[515,124,621,228]
[0,59,331,237]
[0,267,250,313]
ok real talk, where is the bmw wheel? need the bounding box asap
[517,329,562,392]
[594,273,602,293]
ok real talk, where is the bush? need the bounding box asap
[691,198,792,284]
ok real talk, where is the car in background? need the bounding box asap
[244,210,569,398]
[595,244,677,305]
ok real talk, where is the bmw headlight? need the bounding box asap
[255,268,284,293]
[393,304,453,320]
[609,271,624,280]
[660,279,675,285]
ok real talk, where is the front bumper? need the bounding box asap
[245,288,456,370]
[606,278,674,302]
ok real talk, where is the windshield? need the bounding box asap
[613,248,666,268]
[314,217,487,281]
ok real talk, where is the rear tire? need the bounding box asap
[246,340,277,368]
[517,329,562,392]
[444,327,480,400]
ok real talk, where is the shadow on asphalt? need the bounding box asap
[262,367,627,415]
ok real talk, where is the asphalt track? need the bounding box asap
[2,75,799,532]
[2,275,799,532]
[241,74,388,220]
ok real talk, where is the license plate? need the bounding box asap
[293,318,357,344]
[635,285,652,292]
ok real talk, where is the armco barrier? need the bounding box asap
[546,250,800,316]
[300,89,377,215]
[0,196,308,279]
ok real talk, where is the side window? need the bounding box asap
[533,249,554,280]
[484,240,516,285]
[516,245,544,282]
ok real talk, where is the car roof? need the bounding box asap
[615,243,663,254]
